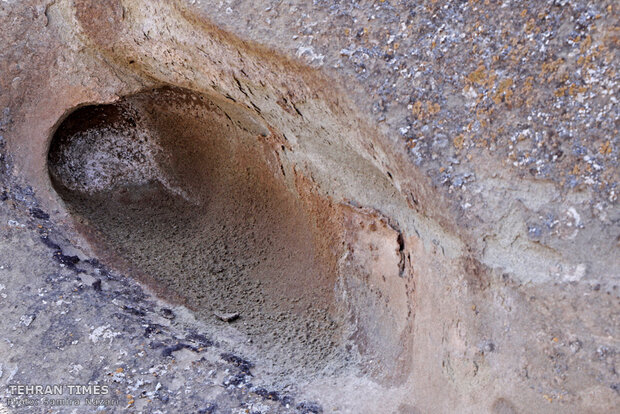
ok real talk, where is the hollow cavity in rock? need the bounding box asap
[48,87,352,378]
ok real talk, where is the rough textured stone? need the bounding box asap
[0,0,617,413]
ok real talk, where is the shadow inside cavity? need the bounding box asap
[48,87,351,377]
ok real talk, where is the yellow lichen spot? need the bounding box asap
[580,35,592,53]
[467,65,487,85]
[600,140,612,155]
[554,86,567,97]
[486,71,497,88]
[525,18,536,33]
[453,134,465,150]
[522,76,534,94]
[521,9,527,17]
[552,337,559,343]
[116,367,124,373]
[411,101,441,119]
[543,394,553,403]
[541,58,564,78]
[344,28,350,36]
[411,101,423,118]
[427,101,441,115]
[493,78,514,104]
[567,84,588,96]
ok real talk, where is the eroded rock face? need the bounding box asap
[0,0,618,413]
[49,87,352,377]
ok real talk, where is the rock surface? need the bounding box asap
[0,0,618,413]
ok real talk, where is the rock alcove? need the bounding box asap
[47,86,414,386]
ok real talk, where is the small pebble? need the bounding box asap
[215,312,240,322]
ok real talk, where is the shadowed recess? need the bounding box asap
[48,87,352,377]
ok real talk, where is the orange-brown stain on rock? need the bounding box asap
[75,0,124,47]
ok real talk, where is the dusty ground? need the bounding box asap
[0,0,618,413]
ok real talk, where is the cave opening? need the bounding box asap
[47,87,352,378]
